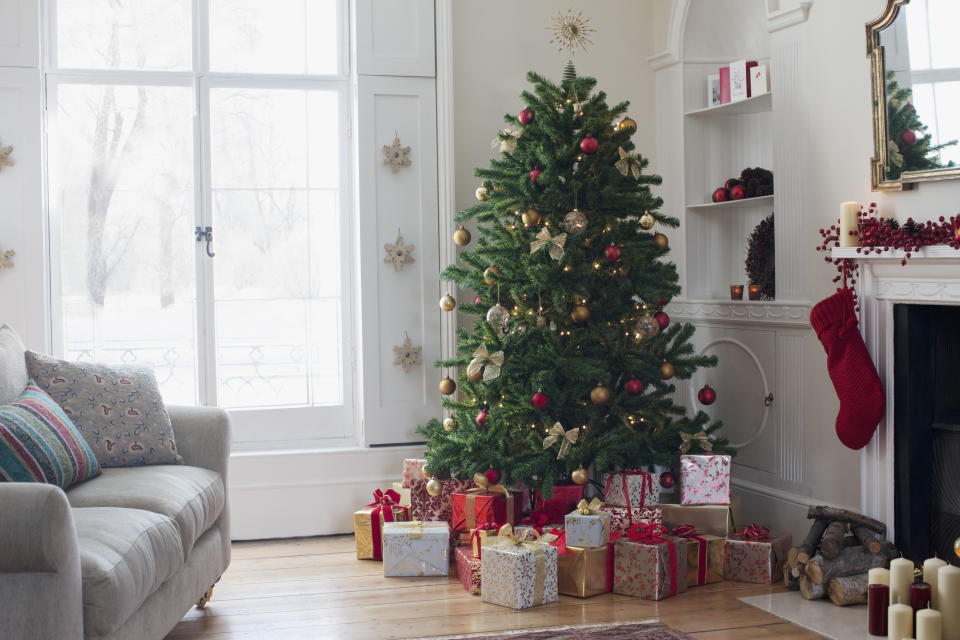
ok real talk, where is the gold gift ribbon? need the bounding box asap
[465,473,515,530]
[575,498,610,543]
[387,520,424,538]
[679,430,713,453]
[491,523,552,606]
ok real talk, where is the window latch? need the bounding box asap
[195,226,215,258]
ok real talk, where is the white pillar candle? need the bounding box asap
[839,201,861,247]
[918,607,943,640]
[872,568,892,585]
[891,558,915,605]
[925,558,948,610]
[890,600,914,640]
[940,566,960,640]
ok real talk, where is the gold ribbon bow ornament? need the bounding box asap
[530,228,567,261]
[679,430,713,454]
[615,146,642,179]
[542,422,579,459]
[576,497,604,515]
[468,343,504,381]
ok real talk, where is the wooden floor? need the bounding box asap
[167,536,822,640]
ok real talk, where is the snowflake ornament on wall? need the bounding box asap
[0,142,14,172]
[0,248,14,270]
[384,234,415,271]
[382,137,412,172]
[392,336,422,373]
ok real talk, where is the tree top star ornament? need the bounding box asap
[547,9,595,57]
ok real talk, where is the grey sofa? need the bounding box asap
[0,325,231,640]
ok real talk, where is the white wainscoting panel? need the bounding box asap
[0,0,39,68]
[356,0,435,77]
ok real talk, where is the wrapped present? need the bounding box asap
[723,524,792,584]
[534,484,584,523]
[613,522,688,600]
[391,481,411,507]
[603,469,660,509]
[410,477,474,523]
[680,454,731,505]
[455,546,482,594]
[600,504,662,536]
[557,538,612,598]
[481,524,559,610]
[669,525,724,586]
[353,488,409,560]
[564,498,611,548]
[450,475,521,532]
[402,458,428,488]
[458,522,500,558]
[382,520,450,577]
[661,503,735,537]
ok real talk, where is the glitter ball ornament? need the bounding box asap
[532,390,549,409]
[475,407,488,427]
[624,377,643,395]
[483,266,502,285]
[635,315,660,339]
[454,226,472,246]
[522,208,542,227]
[660,361,675,380]
[571,304,590,324]
[519,108,535,125]
[439,377,457,395]
[425,477,443,496]
[439,294,456,311]
[590,384,611,405]
[639,211,655,230]
[579,133,599,154]
[571,466,589,485]
[563,209,588,234]
[654,310,670,330]
[443,417,457,432]
[659,471,675,489]
[698,384,717,405]
[484,468,501,485]
[476,185,490,201]
[486,303,510,328]
[652,233,669,250]
[604,244,621,262]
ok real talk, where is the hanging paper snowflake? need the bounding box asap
[382,137,412,172]
[384,234,416,271]
[0,142,14,171]
[392,336,422,373]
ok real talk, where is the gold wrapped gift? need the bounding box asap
[558,545,610,598]
[660,503,735,538]
[353,504,408,560]
[391,481,412,507]
[458,526,499,557]
[670,528,724,586]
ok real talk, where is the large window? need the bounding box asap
[46,0,354,445]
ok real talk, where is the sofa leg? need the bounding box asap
[195,584,216,609]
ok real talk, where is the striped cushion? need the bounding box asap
[0,382,101,488]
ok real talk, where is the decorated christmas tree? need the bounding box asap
[885,72,956,179]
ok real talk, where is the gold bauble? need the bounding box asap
[453,226,472,246]
[571,304,590,324]
[476,185,490,201]
[483,266,502,285]
[571,466,589,485]
[466,358,485,382]
[443,417,457,432]
[522,208,542,228]
[439,294,456,312]
[652,233,669,250]
[619,117,638,132]
[955,536,960,558]
[563,209,588,234]
[439,377,457,395]
[635,315,660,339]
[660,361,675,380]
[425,477,443,496]
[639,211,655,230]
[590,384,611,405]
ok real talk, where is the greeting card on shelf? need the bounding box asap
[751,65,770,97]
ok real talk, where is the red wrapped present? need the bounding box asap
[455,546,482,594]
[669,525,724,586]
[600,504,662,536]
[533,484,584,523]
[722,524,792,584]
[450,476,521,532]
[410,477,474,523]
[613,522,688,600]
[603,469,660,509]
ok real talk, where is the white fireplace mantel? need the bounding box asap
[832,245,960,541]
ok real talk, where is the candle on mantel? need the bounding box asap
[872,568,892,586]
[918,607,943,640]
[870,583,890,636]
[840,201,861,247]
[747,284,762,300]
[939,565,960,640]
[925,558,948,610]
[890,598,914,640]
[891,557,916,605]
[912,582,933,612]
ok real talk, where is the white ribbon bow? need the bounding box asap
[530,228,567,261]
[473,344,504,381]
[615,146,642,179]
[542,422,580,459]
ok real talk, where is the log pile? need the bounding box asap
[784,506,896,606]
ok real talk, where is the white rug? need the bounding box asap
[740,592,873,640]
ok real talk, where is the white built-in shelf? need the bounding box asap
[686,194,774,211]
[684,92,773,118]
[831,245,960,260]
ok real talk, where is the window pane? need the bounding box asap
[56,0,192,70]
[50,84,198,404]
[209,0,340,75]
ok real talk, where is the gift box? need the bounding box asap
[391,481,411,507]
[450,485,521,532]
[481,525,559,610]
[381,520,450,577]
[534,484,584,523]
[459,523,499,557]
[723,525,792,584]
[669,525,724,586]
[455,546,482,594]
[600,504,662,536]
[402,458,428,488]
[613,524,688,600]
[353,489,409,560]
[410,477,474,523]
[602,470,660,509]
[564,498,610,548]
[661,503,736,537]
[558,543,611,598]
[680,454,731,505]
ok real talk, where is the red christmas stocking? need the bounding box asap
[810,288,885,450]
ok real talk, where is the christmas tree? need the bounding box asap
[885,72,956,180]
[416,60,732,497]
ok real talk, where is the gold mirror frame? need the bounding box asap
[866,0,960,191]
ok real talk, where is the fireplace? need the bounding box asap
[893,304,960,563]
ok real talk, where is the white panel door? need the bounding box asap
[0,0,38,67]
[358,75,439,445]
[356,0,435,77]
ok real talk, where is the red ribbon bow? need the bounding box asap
[670,524,708,585]
[547,527,568,555]
[522,510,551,533]
[470,521,500,559]
[625,522,679,597]
[366,488,408,560]
[605,468,653,515]
[734,523,770,540]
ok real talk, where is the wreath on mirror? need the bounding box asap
[745,213,775,300]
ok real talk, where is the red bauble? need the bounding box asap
[901,130,917,146]
[484,467,501,485]
[657,296,671,307]
[659,471,675,489]
[712,188,730,203]
[730,184,747,200]
[604,245,621,262]
[624,377,643,395]
[579,134,599,154]
[530,167,542,183]
[532,391,549,409]
[474,295,483,304]
[518,108,534,125]
[654,310,670,330]
[698,384,717,405]
[475,408,488,427]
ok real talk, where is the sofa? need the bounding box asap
[0,325,232,640]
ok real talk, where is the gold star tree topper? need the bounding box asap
[547,9,595,56]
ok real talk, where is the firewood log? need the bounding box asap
[799,574,827,599]
[852,525,884,554]
[806,506,886,536]
[819,521,848,560]
[805,545,890,585]
[795,519,828,564]
[828,573,870,606]
[784,563,801,590]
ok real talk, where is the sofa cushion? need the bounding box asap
[25,351,182,467]
[73,507,184,638]
[0,324,28,406]
[0,383,101,489]
[66,465,224,559]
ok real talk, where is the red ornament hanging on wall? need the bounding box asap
[579,134,599,154]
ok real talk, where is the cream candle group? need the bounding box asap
[925,558,948,610]
[891,558,915,605]
[839,201,861,247]
[889,600,913,640]
[940,566,960,640]
[918,607,943,640]
[871,568,892,586]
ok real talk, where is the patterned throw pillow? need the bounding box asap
[25,352,182,467]
[0,383,101,488]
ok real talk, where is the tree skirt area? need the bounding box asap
[418,620,695,640]
[740,592,871,640]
